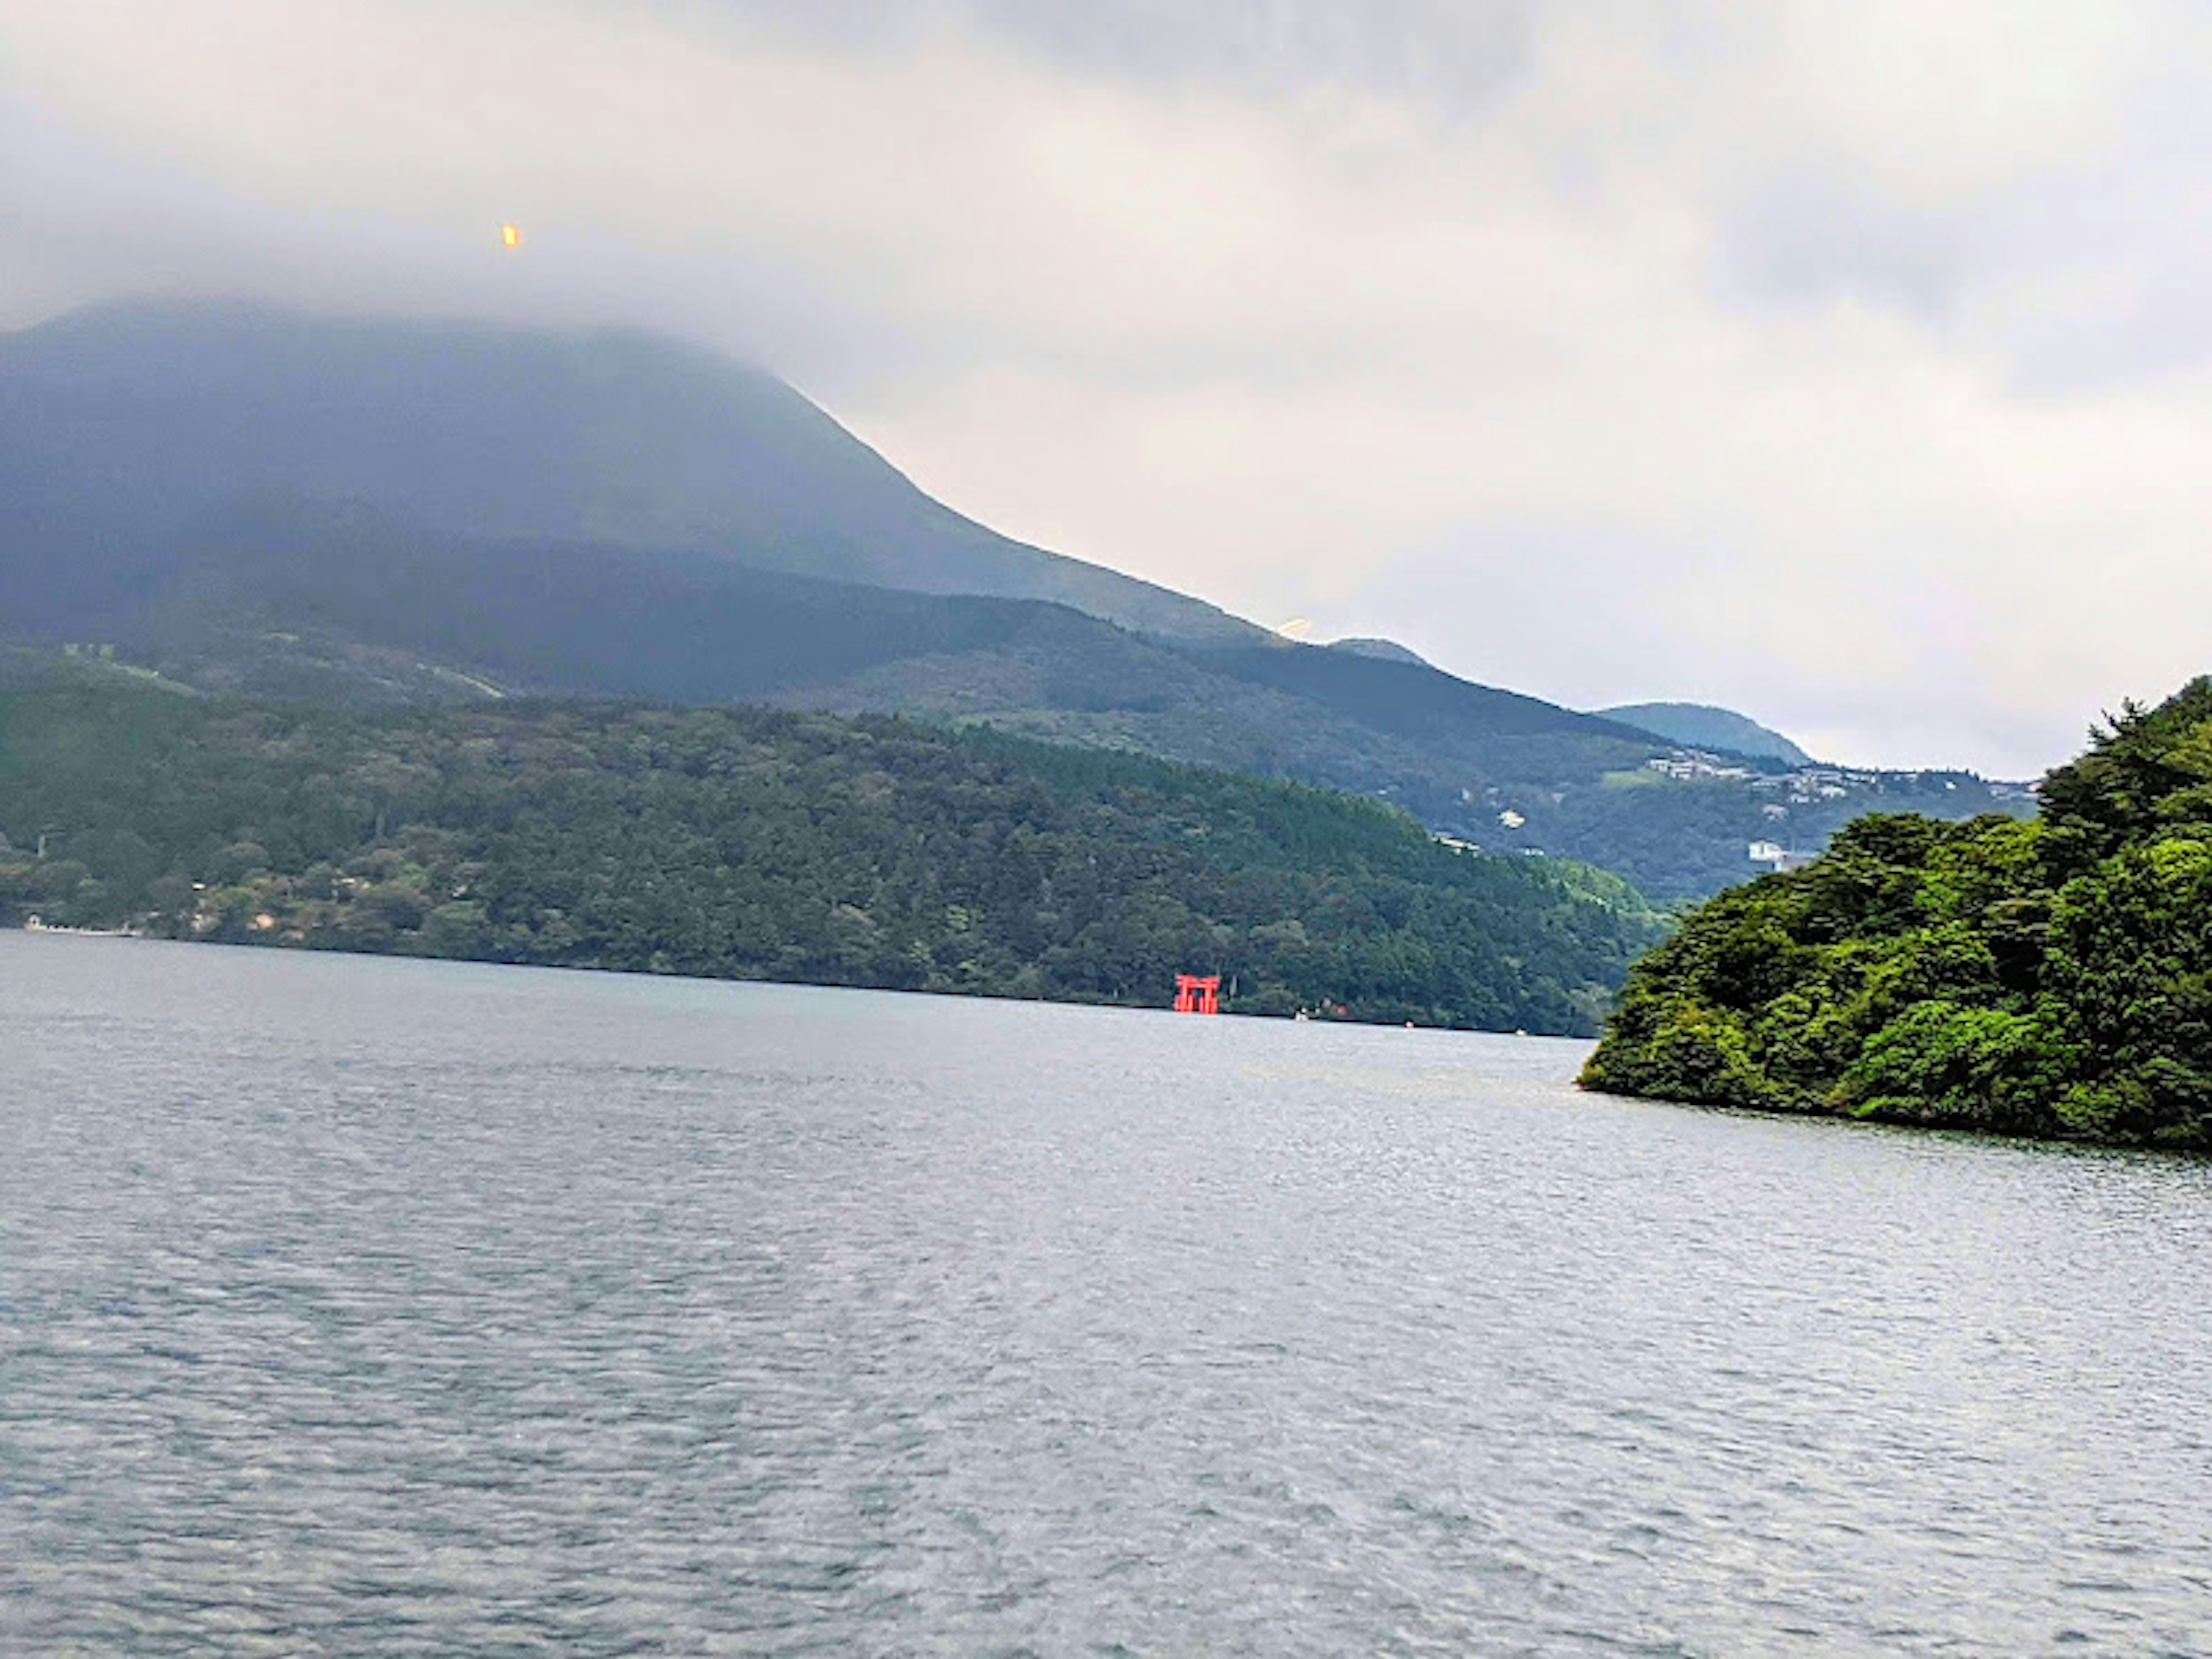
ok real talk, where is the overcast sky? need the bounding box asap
[7,1,2211,773]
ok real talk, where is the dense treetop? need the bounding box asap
[0,673,1667,1034]
[1582,677,2212,1148]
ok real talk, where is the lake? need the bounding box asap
[3,933,2209,1655]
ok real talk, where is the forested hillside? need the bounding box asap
[1582,677,2212,1147]
[0,672,1668,1034]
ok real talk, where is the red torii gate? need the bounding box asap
[1173,974,1221,1015]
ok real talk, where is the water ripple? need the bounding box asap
[5,936,2211,1655]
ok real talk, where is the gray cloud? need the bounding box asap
[1719,172,1971,319]
[1716,150,2212,397]
[685,0,1533,104]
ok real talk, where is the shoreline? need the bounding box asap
[1,922,1578,1040]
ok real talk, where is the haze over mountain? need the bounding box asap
[0,299,1252,645]
[0,301,2028,900]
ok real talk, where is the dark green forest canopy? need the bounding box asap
[0,676,1668,1034]
[1581,676,2212,1147]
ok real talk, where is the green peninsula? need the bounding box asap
[1582,677,2212,1148]
[0,675,1665,1035]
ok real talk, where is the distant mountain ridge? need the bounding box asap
[1594,702,1813,767]
[0,300,2025,899]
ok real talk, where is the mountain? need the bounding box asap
[0,671,1668,1034]
[1594,702,1813,766]
[52,504,2021,900]
[0,297,1254,644]
[1582,677,2212,1147]
[0,300,2028,900]
[63,494,1685,855]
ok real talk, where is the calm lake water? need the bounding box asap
[3,935,2210,1656]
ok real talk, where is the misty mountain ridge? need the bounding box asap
[0,299,2025,898]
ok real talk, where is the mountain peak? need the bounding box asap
[1326,636,1430,668]
[1592,701,1813,766]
